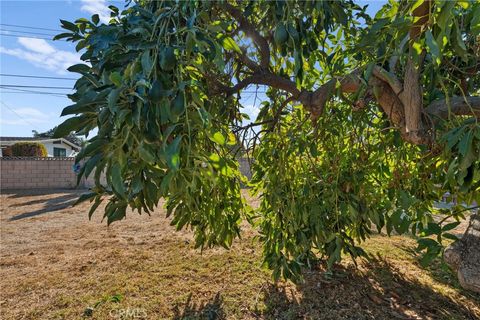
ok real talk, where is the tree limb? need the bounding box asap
[396,0,432,143]
[372,66,403,95]
[425,96,480,119]
[399,57,425,142]
[224,3,271,69]
[213,72,300,97]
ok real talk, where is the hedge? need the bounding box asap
[11,142,48,157]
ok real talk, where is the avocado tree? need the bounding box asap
[54,0,480,287]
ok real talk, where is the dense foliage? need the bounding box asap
[54,0,479,281]
[11,142,48,157]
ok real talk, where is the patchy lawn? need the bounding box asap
[0,190,478,320]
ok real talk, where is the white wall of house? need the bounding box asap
[42,141,77,157]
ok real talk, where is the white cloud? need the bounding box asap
[0,107,53,126]
[0,37,81,75]
[80,0,111,23]
[17,38,56,54]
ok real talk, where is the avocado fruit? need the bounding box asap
[148,80,165,102]
[172,91,185,116]
[274,24,288,46]
[160,47,176,71]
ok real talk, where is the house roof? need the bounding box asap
[0,137,44,141]
[0,137,81,150]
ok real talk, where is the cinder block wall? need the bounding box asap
[0,157,249,190]
[0,157,80,190]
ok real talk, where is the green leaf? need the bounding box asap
[445,127,465,149]
[92,14,100,25]
[412,40,423,55]
[186,31,196,56]
[73,192,96,206]
[138,144,156,163]
[471,5,480,34]
[419,245,441,267]
[458,130,473,156]
[53,116,88,138]
[410,0,425,13]
[442,221,460,232]
[423,222,442,236]
[458,1,469,9]
[227,132,237,146]
[425,30,440,64]
[141,51,153,76]
[107,204,127,225]
[61,102,95,116]
[166,136,182,170]
[443,233,459,241]
[416,238,438,251]
[67,64,90,74]
[60,19,78,32]
[221,36,241,54]
[53,32,73,40]
[437,1,454,31]
[452,21,468,61]
[108,88,122,112]
[111,163,126,197]
[363,62,375,82]
[88,196,103,220]
[210,131,226,145]
[109,72,122,87]
[84,153,102,178]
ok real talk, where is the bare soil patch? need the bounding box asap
[1,190,479,319]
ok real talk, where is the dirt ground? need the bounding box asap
[0,189,479,320]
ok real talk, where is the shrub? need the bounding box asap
[11,142,48,157]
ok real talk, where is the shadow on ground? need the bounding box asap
[172,293,224,320]
[4,189,84,198]
[400,241,480,303]
[260,256,479,320]
[8,192,79,221]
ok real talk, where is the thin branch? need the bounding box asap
[233,120,273,133]
[269,96,295,131]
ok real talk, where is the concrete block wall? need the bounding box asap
[0,157,79,190]
[0,157,250,190]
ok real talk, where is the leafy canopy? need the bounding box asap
[55,0,479,281]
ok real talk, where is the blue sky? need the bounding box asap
[0,0,123,136]
[0,0,385,137]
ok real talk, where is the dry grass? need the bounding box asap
[0,190,479,320]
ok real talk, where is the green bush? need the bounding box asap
[11,142,48,157]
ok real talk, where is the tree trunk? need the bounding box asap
[444,213,480,293]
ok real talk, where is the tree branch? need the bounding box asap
[426,96,480,119]
[372,66,403,95]
[213,72,300,97]
[399,57,424,142]
[224,3,270,69]
[395,0,432,143]
[238,48,261,71]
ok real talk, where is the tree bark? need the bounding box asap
[444,213,480,293]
